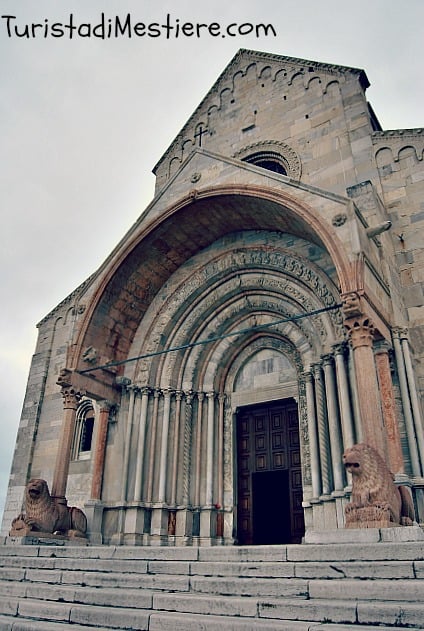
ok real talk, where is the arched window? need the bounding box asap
[72,399,95,460]
[233,141,302,180]
[242,151,288,175]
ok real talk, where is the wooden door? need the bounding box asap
[236,400,304,545]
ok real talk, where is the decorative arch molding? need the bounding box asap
[71,398,95,460]
[127,235,344,389]
[71,184,354,388]
[233,141,302,180]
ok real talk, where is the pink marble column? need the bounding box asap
[374,342,404,474]
[90,401,112,500]
[344,314,387,459]
[51,387,82,504]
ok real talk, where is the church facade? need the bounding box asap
[2,49,424,545]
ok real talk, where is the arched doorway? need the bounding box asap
[236,399,304,545]
[232,346,305,545]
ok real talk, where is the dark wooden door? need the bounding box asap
[236,400,304,545]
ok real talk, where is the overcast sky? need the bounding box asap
[1,0,423,524]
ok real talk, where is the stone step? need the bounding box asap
[1,564,423,602]
[148,611,424,631]
[0,599,423,631]
[3,554,422,580]
[1,578,424,628]
[0,615,113,631]
[1,541,424,562]
[0,595,151,629]
[259,597,424,627]
[309,578,424,602]
[1,542,424,629]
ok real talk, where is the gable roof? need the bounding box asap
[153,48,370,173]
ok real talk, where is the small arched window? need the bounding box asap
[242,151,288,176]
[72,399,95,460]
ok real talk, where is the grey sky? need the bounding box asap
[1,0,423,522]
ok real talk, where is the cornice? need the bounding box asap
[36,273,96,328]
[373,128,424,141]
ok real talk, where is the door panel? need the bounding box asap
[236,400,304,545]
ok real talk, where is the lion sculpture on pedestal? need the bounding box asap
[9,478,87,539]
[343,443,414,528]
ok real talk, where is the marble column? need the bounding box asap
[194,392,204,507]
[157,389,172,503]
[170,391,183,506]
[303,371,321,498]
[401,334,424,472]
[374,341,404,475]
[177,391,194,541]
[392,328,421,476]
[120,386,137,503]
[133,387,150,502]
[90,400,112,500]
[146,389,161,503]
[312,363,331,496]
[322,355,344,492]
[205,392,215,507]
[51,386,82,503]
[333,343,355,449]
[113,385,136,544]
[344,314,387,459]
[217,393,226,508]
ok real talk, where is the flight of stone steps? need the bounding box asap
[0,539,423,630]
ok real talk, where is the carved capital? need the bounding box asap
[61,387,82,410]
[332,342,348,357]
[311,363,323,378]
[344,316,375,349]
[184,390,194,406]
[392,326,409,341]
[98,400,114,414]
[321,354,334,367]
[302,371,313,384]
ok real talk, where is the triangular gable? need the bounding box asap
[153,48,369,181]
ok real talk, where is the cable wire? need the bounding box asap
[78,303,342,375]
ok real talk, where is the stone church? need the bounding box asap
[2,49,424,546]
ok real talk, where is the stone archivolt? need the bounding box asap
[128,232,342,391]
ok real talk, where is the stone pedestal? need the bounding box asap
[305,525,424,544]
[176,508,193,544]
[151,507,169,538]
[6,533,88,546]
[84,499,104,544]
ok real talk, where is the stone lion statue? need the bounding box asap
[9,478,87,538]
[343,443,415,528]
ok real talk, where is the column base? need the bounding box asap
[84,499,104,545]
